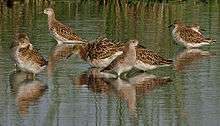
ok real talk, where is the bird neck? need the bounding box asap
[78,44,89,61]
[123,44,136,58]
[18,45,30,53]
[48,13,56,27]
[127,46,136,56]
[123,45,136,65]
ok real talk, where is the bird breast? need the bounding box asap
[124,47,136,65]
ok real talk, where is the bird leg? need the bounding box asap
[32,74,36,80]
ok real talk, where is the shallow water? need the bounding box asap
[0,0,220,126]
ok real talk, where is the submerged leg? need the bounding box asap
[120,72,128,79]
[117,72,121,79]
[32,74,36,80]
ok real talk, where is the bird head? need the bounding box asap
[128,40,139,47]
[168,19,182,28]
[44,8,54,16]
[15,33,32,49]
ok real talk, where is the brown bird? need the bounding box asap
[78,37,123,68]
[187,24,205,34]
[135,47,173,71]
[101,40,138,77]
[169,20,216,48]
[10,33,47,77]
[43,8,86,44]
[78,37,172,71]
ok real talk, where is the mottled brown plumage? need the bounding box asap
[171,20,216,48]
[10,33,32,49]
[136,48,173,65]
[187,24,205,34]
[44,8,85,44]
[78,37,123,68]
[101,40,138,76]
[88,38,122,60]
[11,33,47,74]
[78,38,172,70]
[18,45,47,67]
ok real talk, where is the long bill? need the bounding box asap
[168,24,173,28]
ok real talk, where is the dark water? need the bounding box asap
[0,0,220,126]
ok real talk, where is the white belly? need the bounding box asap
[52,31,83,44]
[90,51,123,68]
[16,53,46,74]
[134,60,157,70]
[172,28,209,48]
[172,28,185,45]
[134,60,170,71]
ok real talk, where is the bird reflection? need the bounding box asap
[73,68,112,94]
[108,73,172,112]
[9,71,47,116]
[48,44,81,77]
[9,70,31,93]
[175,49,214,72]
[74,69,172,113]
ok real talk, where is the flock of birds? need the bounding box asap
[10,8,216,80]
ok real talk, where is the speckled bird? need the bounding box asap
[78,37,123,68]
[44,8,85,44]
[101,40,138,77]
[10,33,47,77]
[169,20,216,48]
[189,24,203,34]
[78,38,173,70]
[135,47,173,71]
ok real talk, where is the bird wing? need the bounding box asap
[179,27,208,43]
[28,49,48,66]
[136,48,173,65]
[19,45,47,67]
[88,38,120,60]
[51,20,82,41]
[101,54,124,72]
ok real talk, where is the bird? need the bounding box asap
[78,37,173,71]
[135,47,173,71]
[101,40,138,77]
[10,33,47,78]
[78,37,123,68]
[188,24,205,34]
[169,20,216,48]
[43,8,86,44]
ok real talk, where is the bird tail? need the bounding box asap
[161,77,173,83]
[204,37,216,43]
[78,45,88,61]
[160,59,174,65]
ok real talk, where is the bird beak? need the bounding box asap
[137,44,146,49]
[168,24,173,28]
[200,28,206,31]
[38,11,44,15]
